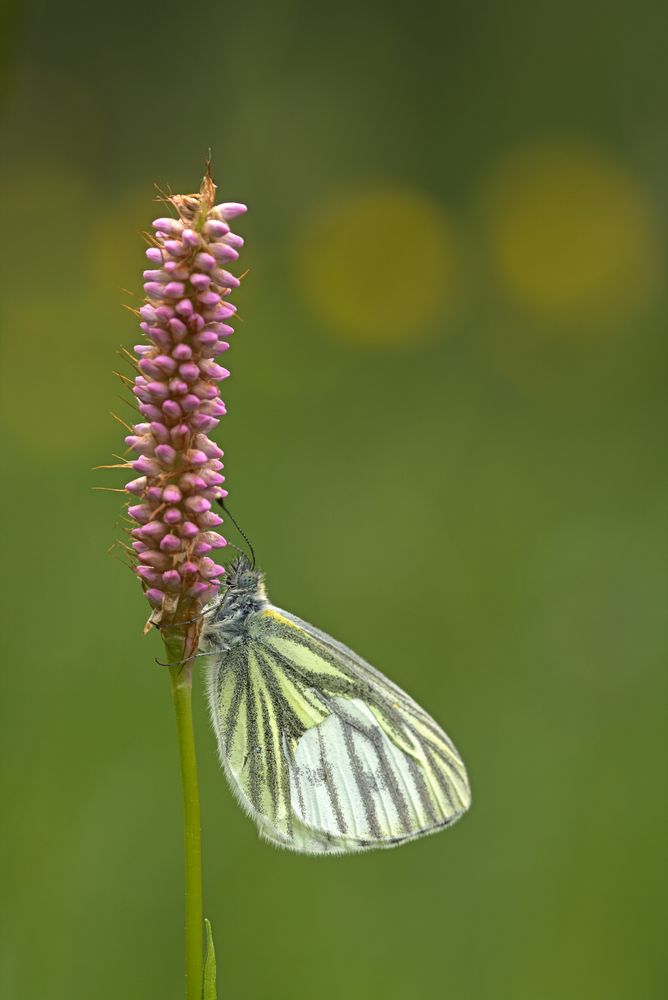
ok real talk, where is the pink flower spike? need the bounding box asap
[111,170,246,616]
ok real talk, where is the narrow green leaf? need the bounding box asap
[202,918,217,1000]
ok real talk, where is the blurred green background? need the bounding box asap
[1,1,666,998]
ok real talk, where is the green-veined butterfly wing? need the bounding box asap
[206,606,471,854]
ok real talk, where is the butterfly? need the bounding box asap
[199,556,471,854]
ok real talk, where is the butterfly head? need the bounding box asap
[224,555,266,598]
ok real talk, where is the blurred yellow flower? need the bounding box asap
[483,142,660,320]
[293,188,460,345]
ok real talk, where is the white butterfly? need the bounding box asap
[200,558,471,854]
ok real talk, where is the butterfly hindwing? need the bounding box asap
[206,605,471,854]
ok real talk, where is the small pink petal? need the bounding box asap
[152,217,183,234]
[185,449,208,466]
[217,202,247,219]
[182,228,200,247]
[203,219,230,238]
[172,343,193,361]
[159,533,182,553]
[145,588,165,608]
[180,520,200,538]
[184,496,211,514]
[194,252,216,271]
[162,399,182,420]
[137,566,161,586]
[125,477,147,496]
[162,485,182,504]
[162,570,182,591]
[140,521,168,540]
[155,444,177,466]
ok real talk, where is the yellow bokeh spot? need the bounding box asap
[484,143,659,318]
[294,189,460,345]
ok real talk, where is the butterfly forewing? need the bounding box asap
[206,604,471,854]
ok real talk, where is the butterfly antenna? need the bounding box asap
[217,499,256,569]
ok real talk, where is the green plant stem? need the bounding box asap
[169,659,203,1000]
